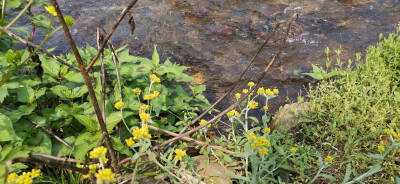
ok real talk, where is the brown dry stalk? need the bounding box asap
[158,14,298,148]
[50,0,119,173]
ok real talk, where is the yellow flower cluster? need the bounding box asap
[248,82,255,87]
[263,128,271,134]
[95,168,115,183]
[45,6,57,16]
[249,101,258,109]
[259,147,268,156]
[257,87,264,95]
[150,74,161,83]
[174,148,187,161]
[290,147,297,154]
[114,101,124,110]
[249,133,271,156]
[132,124,152,140]
[265,88,279,96]
[378,145,385,153]
[139,112,150,122]
[200,119,211,128]
[384,128,400,142]
[144,91,160,100]
[125,137,135,147]
[263,106,269,111]
[242,89,248,94]
[325,156,333,164]
[7,169,41,184]
[255,136,270,147]
[249,133,256,141]
[235,93,241,99]
[132,87,142,95]
[89,146,107,159]
[227,109,239,117]
[139,105,149,112]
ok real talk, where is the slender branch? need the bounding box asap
[0,25,80,72]
[5,0,34,29]
[97,28,107,148]
[147,125,238,155]
[0,102,74,150]
[177,20,281,135]
[109,41,124,98]
[30,152,78,163]
[157,14,298,148]
[50,0,119,173]
[85,0,138,71]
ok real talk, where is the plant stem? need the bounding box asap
[5,0,34,29]
[309,165,325,184]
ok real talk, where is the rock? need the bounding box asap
[270,102,310,132]
[194,155,235,184]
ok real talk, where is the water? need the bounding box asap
[24,0,400,112]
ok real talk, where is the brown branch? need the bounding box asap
[157,14,298,148]
[0,25,80,72]
[97,28,107,147]
[30,152,78,163]
[0,102,74,150]
[176,20,282,136]
[109,41,124,98]
[85,0,138,71]
[50,0,119,173]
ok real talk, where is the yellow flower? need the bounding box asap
[200,119,211,128]
[263,106,269,111]
[89,146,107,159]
[249,101,258,109]
[273,88,279,95]
[251,143,257,150]
[290,147,297,154]
[325,156,333,164]
[235,93,241,99]
[16,172,32,184]
[139,105,149,112]
[378,145,385,153]
[227,109,239,117]
[7,173,18,183]
[257,87,265,95]
[82,174,91,179]
[248,82,255,87]
[132,124,152,140]
[265,88,274,96]
[255,136,270,147]
[139,112,150,122]
[45,6,57,16]
[150,91,160,99]
[132,87,142,95]
[125,137,135,147]
[150,74,161,83]
[144,94,151,100]
[114,101,124,110]
[77,164,84,168]
[263,128,271,134]
[243,89,248,94]
[30,169,41,178]
[174,148,187,161]
[249,133,256,141]
[95,168,115,183]
[259,147,268,156]
[89,163,100,171]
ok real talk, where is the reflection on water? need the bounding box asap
[25,0,400,112]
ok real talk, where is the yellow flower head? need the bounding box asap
[144,94,151,100]
[89,163,100,171]
[259,147,268,156]
[257,87,265,95]
[150,74,161,83]
[255,136,270,147]
[132,124,152,140]
[125,137,135,147]
[82,174,90,179]
[174,148,187,161]
[95,168,115,183]
[273,88,279,95]
[263,128,271,134]
[235,93,241,99]
[265,88,274,96]
[325,156,333,164]
[249,133,256,142]
[200,119,211,128]
[243,89,249,94]
[7,173,18,183]
[132,87,142,95]
[114,101,124,110]
[139,112,150,122]
[150,91,160,99]
[248,82,255,87]
[290,147,297,154]
[251,143,257,150]
[263,106,269,111]
[89,146,107,159]
[30,169,41,178]
[16,172,33,184]
[249,101,258,109]
[139,105,149,112]
[45,6,57,16]
[227,109,239,117]
[378,145,385,153]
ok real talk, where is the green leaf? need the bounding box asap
[7,0,22,8]
[0,143,29,182]
[52,136,75,157]
[152,45,159,68]
[106,111,134,132]
[395,177,400,184]
[225,171,250,181]
[367,154,384,160]
[319,174,336,181]
[0,87,8,103]
[353,163,381,182]
[64,71,84,83]
[71,85,88,98]
[25,132,52,155]
[72,114,98,132]
[20,49,30,63]
[40,54,60,78]
[157,59,193,82]
[17,86,35,103]
[50,85,71,98]
[110,137,132,157]
[73,132,101,160]
[0,113,21,141]
[223,154,233,163]
[343,163,351,183]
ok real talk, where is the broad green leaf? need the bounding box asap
[106,111,134,132]
[72,114,98,132]
[110,137,132,157]
[223,154,233,163]
[157,59,193,82]
[52,136,76,157]
[343,163,352,183]
[319,174,336,181]
[17,86,35,103]
[20,49,30,64]
[0,113,21,141]
[25,131,52,155]
[64,71,84,83]
[71,85,88,98]
[0,143,29,182]
[73,132,101,160]
[0,87,8,103]
[51,85,71,98]
[40,54,60,78]
[7,0,22,8]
